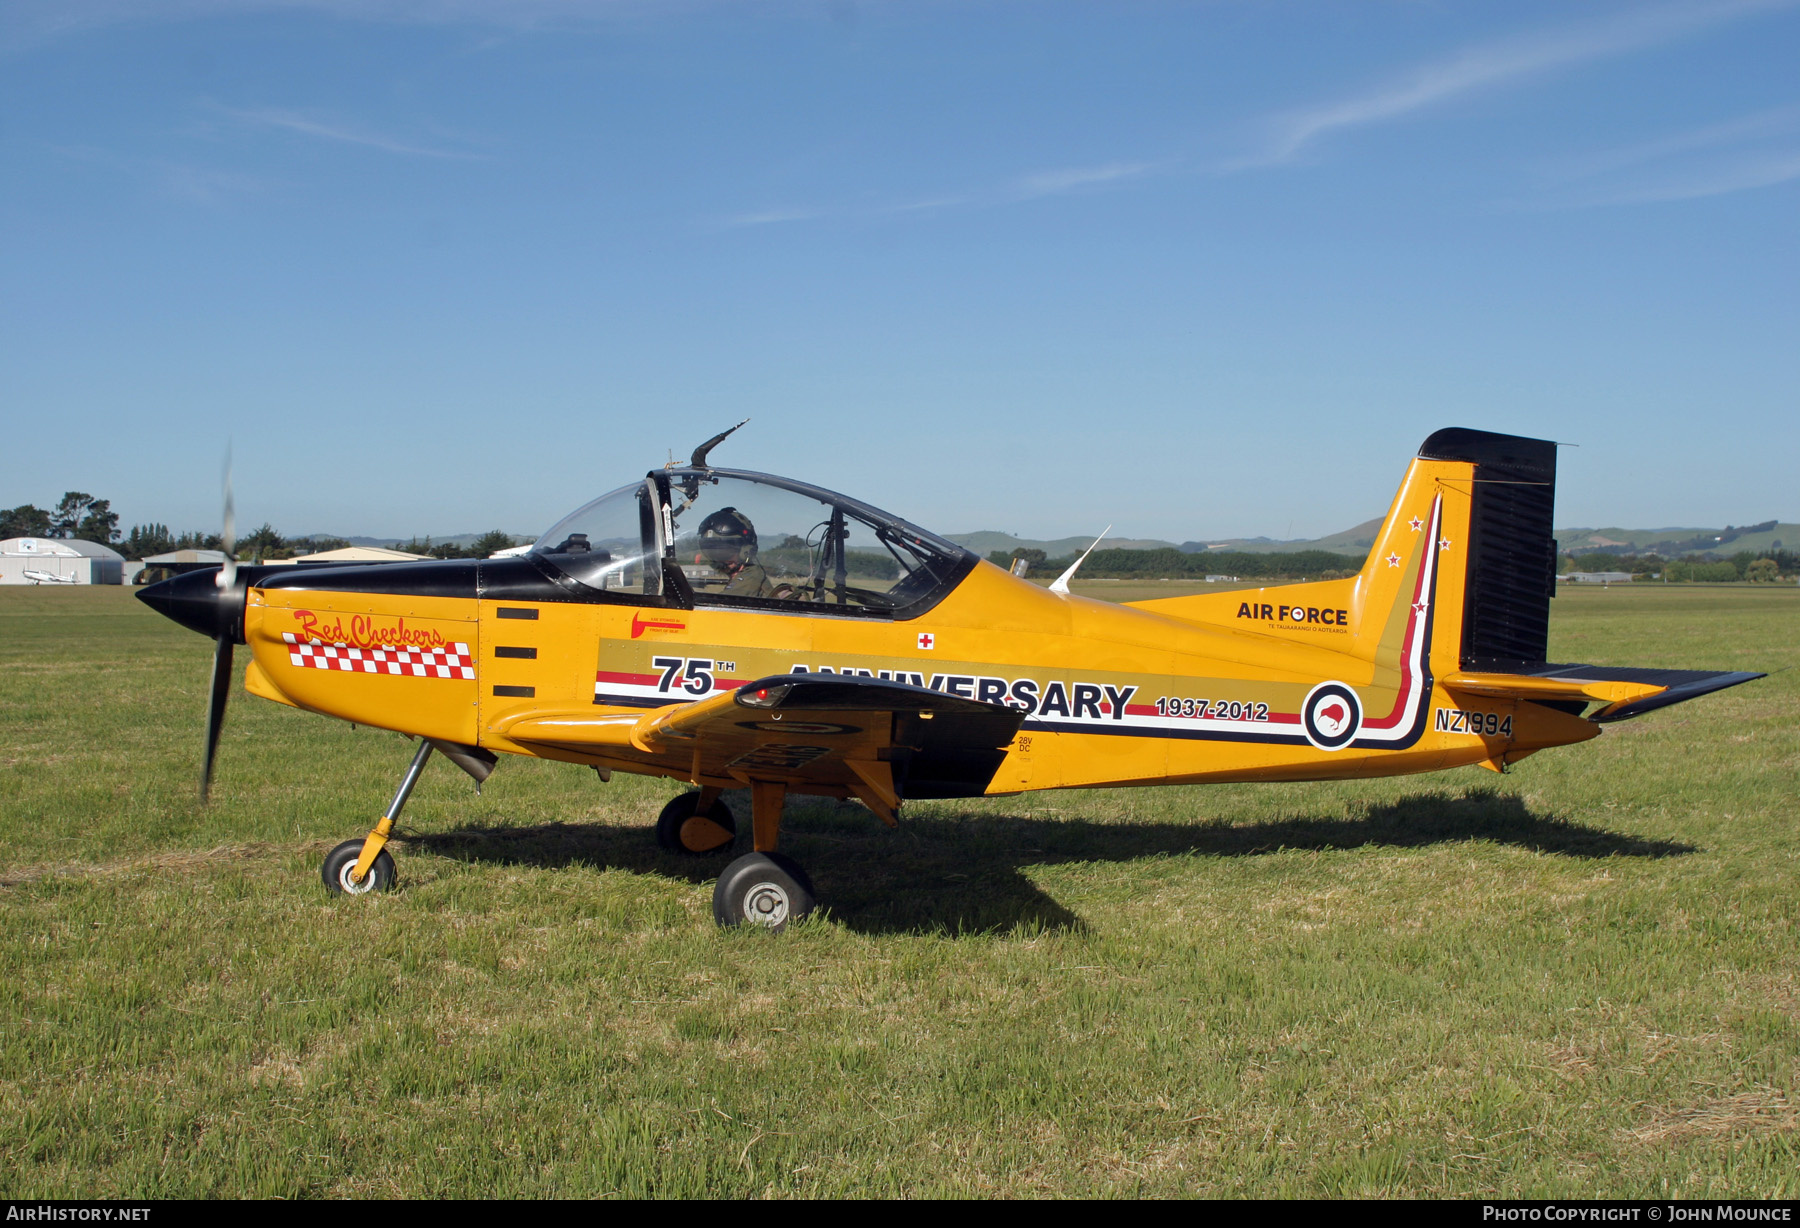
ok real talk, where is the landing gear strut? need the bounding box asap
[709,780,817,931]
[322,739,432,895]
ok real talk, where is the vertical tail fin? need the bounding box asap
[1348,428,1557,677]
[1126,428,1559,678]
[1129,428,1757,734]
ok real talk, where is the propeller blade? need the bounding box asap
[218,445,237,592]
[201,634,233,802]
[202,444,239,801]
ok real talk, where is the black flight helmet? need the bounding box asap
[697,507,757,569]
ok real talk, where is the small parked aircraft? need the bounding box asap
[138,426,1761,928]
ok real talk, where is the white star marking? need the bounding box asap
[1439,538,1452,551]
[1409,516,1423,531]
[1386,554,1402,568]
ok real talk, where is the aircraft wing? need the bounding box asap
[494,674,1026,816]
[1444,663,1765,723]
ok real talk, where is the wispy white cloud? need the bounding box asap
[717,206,827,229]
[155,161,268,204]
[1552,103,1800,177]
[877,194,975,216]
[218,106,483,158]
[720,3,1797,228]
[1520,103,1800,207]
[1237,0,1800,167]
[1015,160,1157,198]
[719,158,1164,228]
[1,0,663,54]
[1597,149,1800,202]
[54,143,268,204]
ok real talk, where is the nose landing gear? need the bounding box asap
[321,839,396,894]
[322,739,433,895]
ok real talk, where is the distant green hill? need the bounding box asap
[954,518,1794,560]
[1555,522,1797,556]
[946,531,1179,557]
[1180,517,1386,556]
[326,519,1794,561]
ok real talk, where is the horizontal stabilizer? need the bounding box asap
[1446,662,1764,723]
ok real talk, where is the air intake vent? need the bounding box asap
[1417,428,1558,668]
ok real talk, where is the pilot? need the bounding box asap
[697,507,777,598]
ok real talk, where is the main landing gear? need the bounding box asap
[321,739,432,895]
[655,787,737,854]
[662,780,818,932]
[714,851,815,931]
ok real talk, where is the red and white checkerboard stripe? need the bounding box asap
[281,633,474,679]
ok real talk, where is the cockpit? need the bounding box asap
[528,467,973,619]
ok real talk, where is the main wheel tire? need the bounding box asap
[656,791,738,856]
[712,852,816,931]
[321,838,397,895]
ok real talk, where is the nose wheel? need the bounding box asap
[323,739,434,896]
[322,839,396,894]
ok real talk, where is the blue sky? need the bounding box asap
[3,0,1796,543]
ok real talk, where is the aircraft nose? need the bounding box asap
[137,567,246,642]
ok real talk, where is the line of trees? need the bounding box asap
[991,546,1365,582]
[1,493,121,545]
[994,542,1796,584]
[135,525,521,562]
[12,486,1786,583]
[4,493,227,558]
[389,532,523,560]
[4,491,524,562]
[121,524,228,557]
[1562,549,1796,583]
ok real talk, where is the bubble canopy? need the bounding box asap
[530,468,973,618]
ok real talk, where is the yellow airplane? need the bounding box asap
[140,425,1761,929]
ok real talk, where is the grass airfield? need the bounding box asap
[1,583,1795,1198]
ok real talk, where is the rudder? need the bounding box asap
[1416,427,1558,669]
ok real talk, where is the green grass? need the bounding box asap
[1,584,1796,1197]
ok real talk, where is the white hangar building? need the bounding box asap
[0,537,125,585]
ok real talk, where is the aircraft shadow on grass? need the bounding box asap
[405,788,1695,937]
